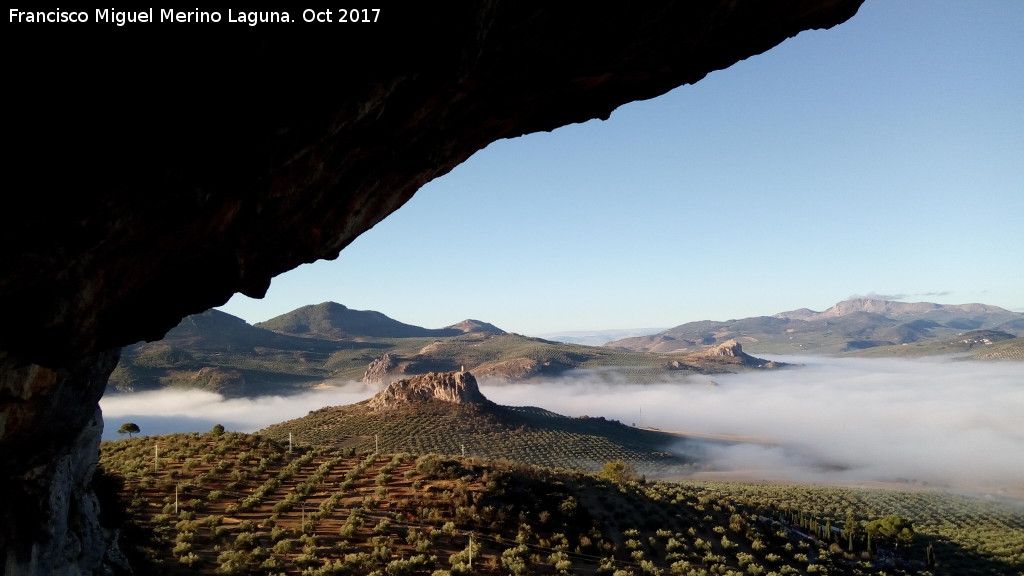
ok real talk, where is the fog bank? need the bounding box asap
[100,382,378,440]
[100,357,1023,493]
[483,356,1024,492]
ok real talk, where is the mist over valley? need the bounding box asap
[102,354,1024,497]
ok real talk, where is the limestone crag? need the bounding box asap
[688,340,780,368]
[367,372,489,410]
[697,339,744,357]
[363,353,400,383]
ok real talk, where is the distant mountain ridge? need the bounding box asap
[538,327,670,347]
[110,302,779,397]
[255,302,465,339]
[775,299,1015,321]
[145,309,333,351]
[111,298,1020,399]
[606,299,1023,355]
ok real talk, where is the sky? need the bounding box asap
[219,0,1024,336]
[101,356,1024,493]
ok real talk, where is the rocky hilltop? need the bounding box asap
[256,302,459,339]
[362,352,400,384]
[260,372,689,473]
[444,319,507,335]
[367,371,490,410]
[681,340,780,368]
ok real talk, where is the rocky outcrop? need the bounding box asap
[367,371,489,410]
[2,2,864,573]
[697,339,744,358]
[686,340,780,368]
[363,353,400,383]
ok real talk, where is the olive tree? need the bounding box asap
[117,422,141,438]
[598,459,638,484]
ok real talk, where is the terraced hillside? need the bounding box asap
[841,330,1019,359]
[260,400,692,477]
[98,431,1024,576]
[967,336,1024,361]
[259,370,694,477]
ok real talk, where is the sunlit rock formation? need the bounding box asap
[367,371,489,410]
[363,352,400,384]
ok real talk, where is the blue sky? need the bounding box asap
[220,1,1023,335]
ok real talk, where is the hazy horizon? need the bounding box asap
[207,293,1024,340]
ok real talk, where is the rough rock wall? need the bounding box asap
[368,371,488,409]
[700,339,744,357]
[363,352,400,383]
[1,351,120,575]
[685,339,780,368]
[3,1,863,366]
[2,2,864,573]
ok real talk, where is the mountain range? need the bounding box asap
[605,298,1023,355]
[109,298,1021,397]
[253,302,502,339]
[109,302,778,397]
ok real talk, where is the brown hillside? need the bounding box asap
[98,431,1024,576]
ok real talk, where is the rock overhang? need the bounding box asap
[2,3,867,572]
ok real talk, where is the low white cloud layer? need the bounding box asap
[101,357,1023,493]
[100,382,379,439]
[481,357,1024,492]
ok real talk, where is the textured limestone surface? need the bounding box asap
[363,352,400,383]
[2,2,863,573]
[367,371,489,410]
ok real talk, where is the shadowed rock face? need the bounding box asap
[2,2,863,573]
